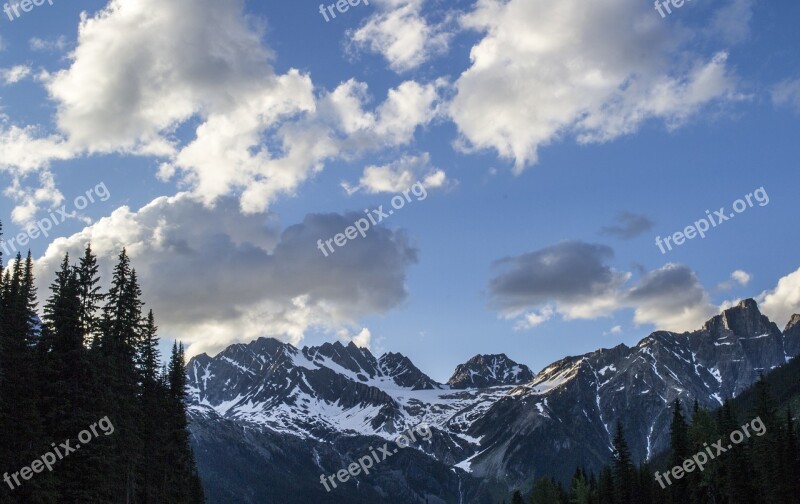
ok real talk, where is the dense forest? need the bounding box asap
[0,224,204,503]
[504,361,800,504]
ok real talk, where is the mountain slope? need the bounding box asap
[463,299,797,487]
[187,299,800,501]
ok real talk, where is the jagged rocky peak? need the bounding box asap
[697,299,790,366]
[786,313,800,332]
[594,342,631,362]
[187,299,800,501]
[194,338,278,375]
[189,351,213,368]
[783,313,800,359]
[248,336,297,360]
[703,298,779,336]
[447,353,534,389]
[378,352,440,390]
[303,340,381,379]
[217,337,294,364]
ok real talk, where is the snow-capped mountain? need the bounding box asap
[187,337,529,443]
[187,299,800,503]
[447,354,534,389]
[463,298,796,485]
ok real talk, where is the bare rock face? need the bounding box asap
[465,299,794,487]
[447,354,535,389]
[784,313,800,359]
[187,299,799,502]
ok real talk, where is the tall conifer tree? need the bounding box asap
[611,422,634,504]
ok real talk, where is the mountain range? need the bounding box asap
[186,299,800,503]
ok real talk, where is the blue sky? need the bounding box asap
[1,0,799,382]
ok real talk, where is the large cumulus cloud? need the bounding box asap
[35,194,418,357]
[450,0,744,172]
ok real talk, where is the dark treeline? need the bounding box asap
[0,225,204,503]
[505,372,800,504]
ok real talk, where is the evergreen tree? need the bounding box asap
[667,399,689,503]
[780,408,799,503]
[523,362,799,504]
[634,463,653,504]
[138,310,160,387]
[0,252,47,502]
[569,468,592,504]
[686,406,719,504]
[97,250,146,501]
[137,310,164,503]
[588,472,599,504]
[611,422,634,504]
[530,477,562,504]
[717,400,754,503]
[164,341,205,502]
[76,244,103,345]
[39,252,99,502]
[749,376,782,503]
[597,467,615,504]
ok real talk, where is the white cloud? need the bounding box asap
[0,121,74,224]
[772,78,800,114]
[450,0,744,173]
[0,123,72,175]
[2,0,304,218]
[3,171,65,226]
[490,242,718,333]
[490,241,631,321]
[165,76,444,215]
[342,153,447,195]
[707,0,757,44]
[513,305,554,330]
[626,264,718,332]
[0,65,32,84]
[369,79,445,144]
[758,267,800,327]
[43,0,286,154]
[337,327,373,349]
[29,36,68,52]
[34,194,418,358]
[731,270,752,286]
[716,269,753,291]
[349,0,452,73]
[159,68,318,210]
[1,0,443,222]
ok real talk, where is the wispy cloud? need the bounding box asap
[341,153,447,195]
[772,78,800,114]
[29,36,68,52]
[601,212,655,240]
[0,65,32,85]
